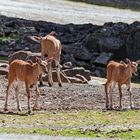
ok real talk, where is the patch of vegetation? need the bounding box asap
[0,110,140,139]
[0,110,140,127]
[0,56,8,61]
[0,33,20,45]
[0,36,11,45]
[67,0,140,11]
[0,127,140,139]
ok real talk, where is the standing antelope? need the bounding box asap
[4,57,52,114]
[34,31,62,87]
[105,59,140,110]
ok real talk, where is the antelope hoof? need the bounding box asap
[4,108,8,112]
[28,110,32,115]
[58,83,62,87]
[106,104,109,109]
[39,81,43,86]
[48,82,53,87]
[109,106,113,110]
[18,107,22,112]
[118,106,123,111]
[130,106,134,109]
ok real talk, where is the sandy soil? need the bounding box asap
[0,0,140,25]
[0,75,140,113]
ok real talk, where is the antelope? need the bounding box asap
[33,31,62,87]
[4,57,52,114]
[105,59,140,110]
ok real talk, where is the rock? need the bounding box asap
[18,27,37,33]
[0,51,9,57]
[0,63,9,68]
[85,34,124,53]
[63,67,91,81]
[73,47,92,61]
[9,50,32,64]
[93,69,102,77]
[61,54,76,66]
[0,67,8,77]
[94,52,113,66]
[63,61,73,69]
[26,53,41,62]
[126,29,140,60]
[0,16,140,78]
[67,76,86,83]
[95,67,106,77]
[75,74,88,84]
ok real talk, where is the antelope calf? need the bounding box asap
[105,59,140,109]
[34,31,62,87]
[4,57,52,114]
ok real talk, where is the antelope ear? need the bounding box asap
[27,60,33,65]
[46,57,54,63]
[36,57,41,63]
[136,59,140,64]
[49,31,56,36]
[120,60,126,65]
[32,35,42,43]
[125,58,131,64]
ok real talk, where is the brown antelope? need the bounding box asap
[33,31,62,87]
[4,57,52,114]
[105,59,140,110]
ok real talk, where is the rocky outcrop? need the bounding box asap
[0,15,140,78]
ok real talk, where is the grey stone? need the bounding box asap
[94,52,113,66]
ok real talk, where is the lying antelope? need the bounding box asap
[4,57,52,114]
[33,31,62,87]
[105,59,140,109]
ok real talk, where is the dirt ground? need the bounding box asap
[1,75,140,113]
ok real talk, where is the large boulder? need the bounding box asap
[26,52,41,62]
[9,50,32,64]
[0,62,9,77]
[84,23,127,60]
[9,50,42,64]
[93,52,113,66]
[125,22,140,60]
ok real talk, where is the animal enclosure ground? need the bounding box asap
[1,75,140,111]
[0,75,140,139]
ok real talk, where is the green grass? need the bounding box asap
[0,56,8,61]
[0,34,20,45]
[0,110,140,139]
[0,127,140,139]
[0,36,11,44]
[1,110,140,127]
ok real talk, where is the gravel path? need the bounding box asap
[0,0,140,25]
